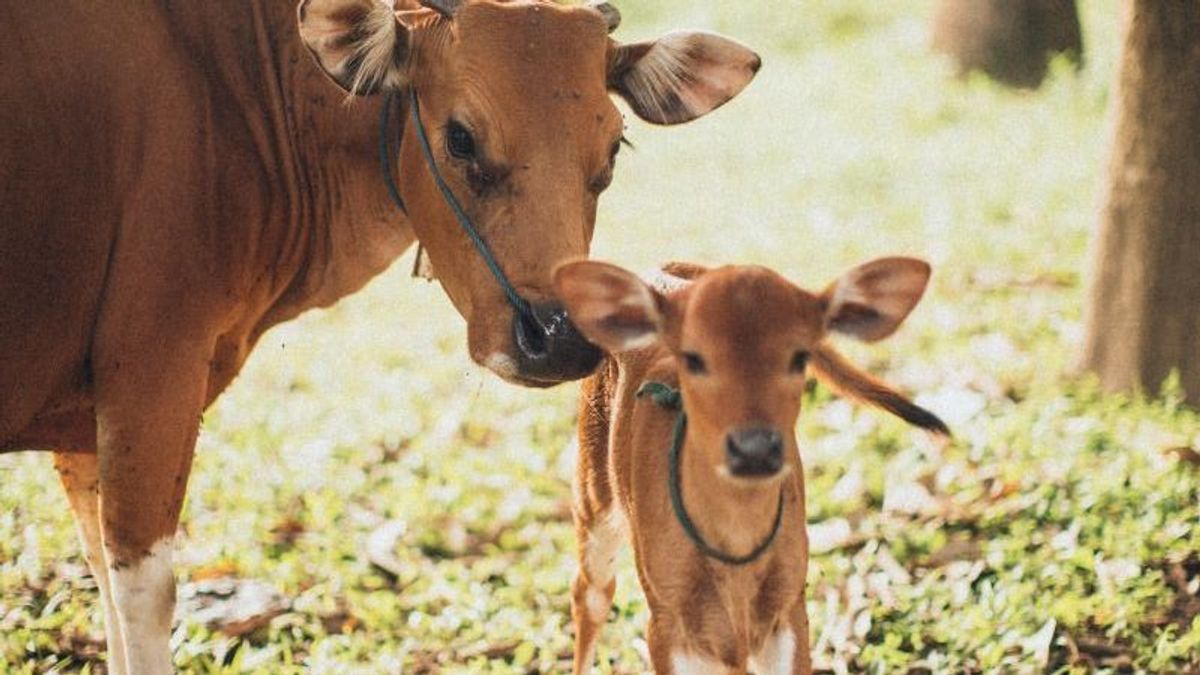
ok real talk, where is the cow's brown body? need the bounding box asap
[0,1,411,455]
[2,5,414,670]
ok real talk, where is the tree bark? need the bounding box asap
[1081,1,1200,406]
[931,0,1083,88]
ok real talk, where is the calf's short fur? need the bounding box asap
[554,258,949,674]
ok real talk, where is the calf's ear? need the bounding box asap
[553,261,665,353]
[298,0,409,95]
[823,257,931,342]
[608,31,761,125]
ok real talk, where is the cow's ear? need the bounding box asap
[553,260,665,353]
[608,31,761,125]
[298,0,410,95]
[822,257,931,343]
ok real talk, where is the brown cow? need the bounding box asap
[0,0,759,670]
[554,258,948,673]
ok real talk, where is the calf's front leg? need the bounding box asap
[571,508,623,674]
[748,611,811,675]
[646,614,740,675]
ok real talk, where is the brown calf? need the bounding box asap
[554,258,949,674]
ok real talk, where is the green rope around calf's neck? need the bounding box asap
[636,381,785,566]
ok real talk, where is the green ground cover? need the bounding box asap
[2,1,1197,672]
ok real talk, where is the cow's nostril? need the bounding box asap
[762,429,783,456]
[725,434,742,459]
[509,301,602,383]
[543,308,571,338]
[514,311,548,360]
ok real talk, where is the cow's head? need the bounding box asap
[298,0,760,387]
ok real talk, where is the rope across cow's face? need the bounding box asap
[389,85,609,386]
[298,0,761,386]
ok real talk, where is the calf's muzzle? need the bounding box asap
[512,301,602,385]
[725,426,784,477]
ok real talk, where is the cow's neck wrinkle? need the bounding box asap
[240,1,416,333]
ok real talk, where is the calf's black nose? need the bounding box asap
[512,301,602,384]
[725,426,784,477]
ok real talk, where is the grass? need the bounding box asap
[3,0,1199,672]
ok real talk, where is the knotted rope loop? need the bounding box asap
[636,381,683,410]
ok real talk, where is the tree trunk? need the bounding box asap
[931,0,1083,88]
[1081,1,1200,406]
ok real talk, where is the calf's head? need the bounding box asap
[554,257,949,483]
[298,0,761,386]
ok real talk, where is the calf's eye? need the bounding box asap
[789,350,809,373]
[682,351,707,375]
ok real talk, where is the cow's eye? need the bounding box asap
[789,350,809,373]
[446,121,476,159]
[609,140,621,164]
[589,169,613,194]
[682,351,707,375]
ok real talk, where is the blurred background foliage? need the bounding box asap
[2,0,1198,672]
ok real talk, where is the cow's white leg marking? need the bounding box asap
[108,538,176,675]
[670,651,728,674]
[57,456,129,675]
[749,628,797,675]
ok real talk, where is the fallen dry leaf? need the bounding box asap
[1023,618,1056,668]
[320,607,361,635]
[177,578,289,638]
[190,560,242,582]
[883,481,937,516]
[269,517,306,546]
[919,537,982,568]
[809,518,855,555]
[1164,446,1200,468]
[364,519,409,580]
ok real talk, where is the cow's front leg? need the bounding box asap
[94,340,211,675]
[55,452,128,675]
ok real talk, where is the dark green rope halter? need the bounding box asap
[378,88,537,325]
[636,382,785,566]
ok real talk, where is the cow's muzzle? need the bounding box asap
[512,301,602,385]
